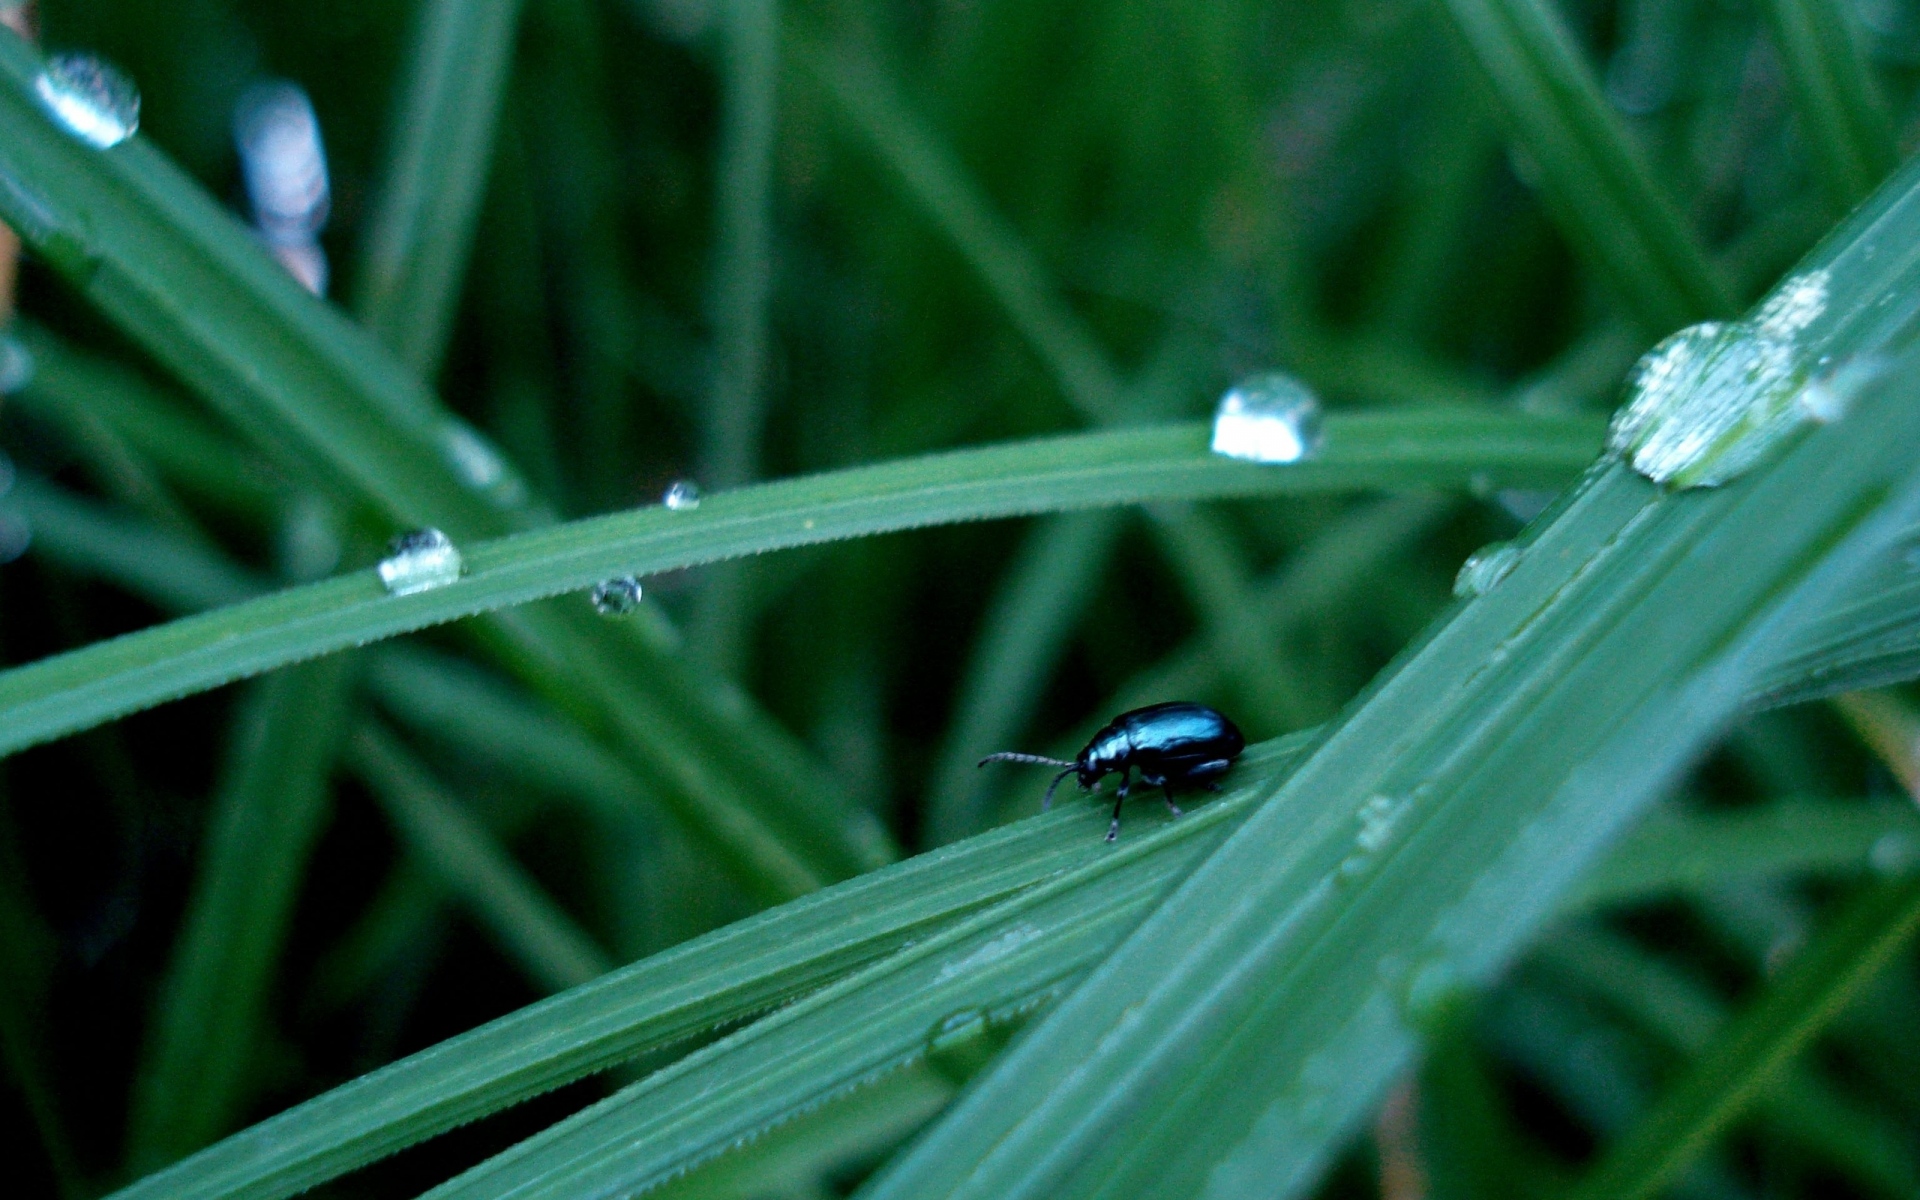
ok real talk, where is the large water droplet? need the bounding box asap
[35,53,141,148]
[1453,542,1522,598]
[1607,270,1836,489]
[234,81,329,243]
[663,479,701,510]
[377,528,462,596]
[1210,373,1323,464]
[590,575,643,616]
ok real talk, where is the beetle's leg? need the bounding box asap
[1159,777,1182,817]
[1107,768,1129,842]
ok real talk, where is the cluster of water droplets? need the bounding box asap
[1607,270,1857,489]
[35,52,140,148]
[377,528,463,596]
[1209,372,1324,464]
[233,80,330,294]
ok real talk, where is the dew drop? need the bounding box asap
[590,575,644,616]
[1209,372,1323,464]
[35,53,141,148]
[1453,542,1521,598]
[377,528,463,596]
[927,1008,990,1056]
[1607,270,1833,489]
[0,335,33,394]
[663,479,701,510]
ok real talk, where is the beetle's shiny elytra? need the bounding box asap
[979,701,1245,841]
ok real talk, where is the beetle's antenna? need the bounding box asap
[977,752,1076,769]
[1041,767,1078,812]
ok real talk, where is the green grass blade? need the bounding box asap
[0,26,869,899]
[97,740,1277,1200]
[354,0,525,376]
[1758,0,1897,212]
[1537,924,1920,1200]
[347,722,614,994]
[854,234,1920,1200]
[1435,0,1735,329]
[11,323,282,522]
[0,413,1600,759]
[690,0,783,676]
[924,509,1125,844]
[1564,876,1920,1200]
[94,721,1907,1200]
[126,656,357,1171]
[1567,799,1920,910]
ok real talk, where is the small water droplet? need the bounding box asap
[663,479,701,510]
[1608,271,1832,489]
[927,1008,990,1056]
[1209,372,1323,464]
[0,335,33,394]
[233,81,330,243]
[35,53,141,148]
[377,528,462,596]
[590,575,644,616]
[1453,542,1521,598]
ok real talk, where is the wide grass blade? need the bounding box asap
[125,657,356,1171]
[853,184,1920,1200]
[1435,0,1735,329]
[0,413,1600,759]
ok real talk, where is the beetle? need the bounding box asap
[978,701,1245,841]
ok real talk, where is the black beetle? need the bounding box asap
[979,701,1245,841]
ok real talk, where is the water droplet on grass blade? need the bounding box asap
[663,479,701,510]
[1210,373,1323,464]
[590,575,643,616]
[35,53,140,148]
[377,528,462,596]
[1607,271,1835,489]
[1453,542,1521,597]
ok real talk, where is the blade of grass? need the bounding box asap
[96,708,1916,1200]
[691,0,782,676]
[1435,0,1736,330]
[853,205,1920,1200]
[1567,798,1920,909]
[126,655,357,1171]
[1757,0,1897,212]
[98,738,1313,1200]
[1536,923,1920,1200]
[353,0,525,377]
[0,412,1601,760]
[0,25,879,903]
[347,722,615,994]
[1564,874,1920,1200]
